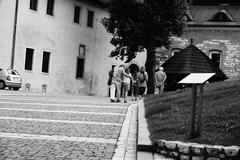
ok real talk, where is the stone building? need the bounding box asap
[1,0,240,96]
[0,0,145,96]
[167,0,240,79]
[0,0,118,96]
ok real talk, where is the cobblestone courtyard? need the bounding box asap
[0,90,137,160]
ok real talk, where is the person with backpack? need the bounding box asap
[131,71,139,101]
[108,65,115,86]
[138,66,148,98]
[122,67,132,103]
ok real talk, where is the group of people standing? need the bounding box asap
[108,65,148,103]
[108,57,166,103]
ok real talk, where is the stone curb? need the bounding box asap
[137,99,154,160]
[112,104,134,160]
[136,98,240,160]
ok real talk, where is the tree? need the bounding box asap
[102,0,188,93]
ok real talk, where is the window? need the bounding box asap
[25,48,34,71]
[76,45,85,78]
[42,51,50,73]
[208,10,234,22]
[210,50,222,68]
[46,0,54,16]
[30,0,38,11]
[74,6,81,24]
[87,10,94,27]
[7,69,19,75]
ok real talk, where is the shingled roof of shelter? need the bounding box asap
[162,44,228,81]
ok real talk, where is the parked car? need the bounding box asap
[0,68,22,90]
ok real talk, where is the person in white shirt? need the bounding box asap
[154,67,167,95]
[110,65,132,103]
[123,67,132,103]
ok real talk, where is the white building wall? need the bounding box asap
[10,0,114,96]
[0,1,15,68]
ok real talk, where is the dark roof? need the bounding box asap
[162,44,228,81]
[190,0,240,6]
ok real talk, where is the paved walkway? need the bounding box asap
[0,90,138,160]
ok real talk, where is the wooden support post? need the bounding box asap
[178,73,215,139]
[196,84,204,137]
[190,84,197,138]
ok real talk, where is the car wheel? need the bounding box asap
[13,87,20,91]
[0,81,5,89]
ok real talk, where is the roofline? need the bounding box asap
[73,0,108,9]
[185,22,240,29]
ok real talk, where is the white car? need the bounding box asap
[0,68,22,90]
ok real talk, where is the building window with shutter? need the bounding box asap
[42,51,51,73]
[87,10,94,27]
[25,48,34,71]
[74,6,81,24]
[76,45,85,79]
[30,0,38,11]
[46,0,54,16]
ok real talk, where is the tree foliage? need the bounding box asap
[102,0,187,60]
[102,0,188,93]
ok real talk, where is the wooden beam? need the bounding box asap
[196,84,204,137]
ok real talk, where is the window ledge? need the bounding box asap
[76,77,84,80]
[42,72,50,75]
[24,70,34,73]
[45,14,55,18]
[28,9,38,13]
[73,22,82,27]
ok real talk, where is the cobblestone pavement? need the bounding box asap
[0,90,137,160]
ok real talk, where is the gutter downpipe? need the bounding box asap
[11,0,19,69]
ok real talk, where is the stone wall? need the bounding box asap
[170,29,240,80]
[1,0,114,96]
[154,140,240,160]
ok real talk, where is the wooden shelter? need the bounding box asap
[162,44,228,91]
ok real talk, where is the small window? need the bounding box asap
[7,69,19,75]
[76,45,85,78]
[25,48,34,71]
[46,0,54,16]
[87,10,94,27]
[30,0,38,11]
[42,51,51,73]
[74,6,81,24]
[210,50,222,68]
[208,9,234,22]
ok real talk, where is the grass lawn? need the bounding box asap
[144,78,240,146]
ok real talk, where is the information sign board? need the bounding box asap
[178,73,215,84]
